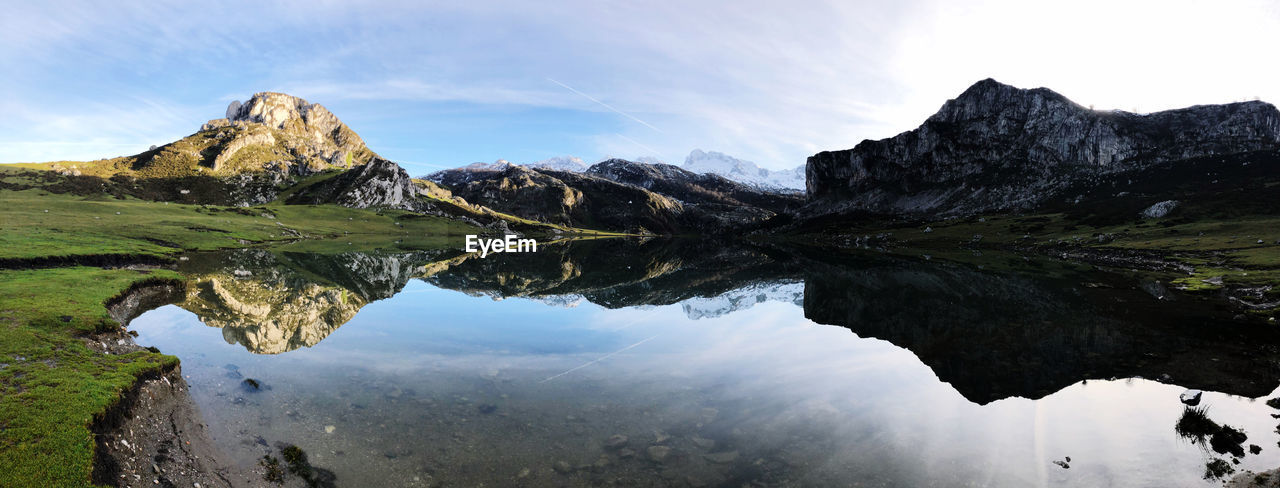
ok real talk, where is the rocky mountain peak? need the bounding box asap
[187,92,376,177]
[586,158,694,183]
[286,158,417,209]
[927,78,1079,124]
[805,79,1280,217]
[226,92,344,134]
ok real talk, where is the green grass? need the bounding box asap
[0,267,181,487]
[0,189,482,261]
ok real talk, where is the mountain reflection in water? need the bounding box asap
[126,238,1280,487]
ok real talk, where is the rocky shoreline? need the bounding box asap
[86,329,266,488]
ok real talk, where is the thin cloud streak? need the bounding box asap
[547,78,666,134]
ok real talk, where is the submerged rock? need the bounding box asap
[241,378,262,392]
[647,445,672,463]
[604,434,629,450]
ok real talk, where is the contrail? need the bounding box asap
[547,77,665,134]
[539,334,661,383]
[616,133,665,159]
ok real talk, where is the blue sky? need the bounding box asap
[3,1,1279,175]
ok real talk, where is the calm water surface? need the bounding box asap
[128,241,1280,487]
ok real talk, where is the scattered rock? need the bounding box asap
[618,448,636,459]
[476,403,497,414]
[553,460,572,474]
[704,450,739,464]
[1141,200,1179,219]
[324,425,335,434]
[1053,460,1070,469]
[240,378,262,392]
[604,434,629,450]
[691,436,716,450]
[592,455,611,471]
[647,445,672,463]
[1180,389,1203,406]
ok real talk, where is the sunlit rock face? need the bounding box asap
[219,92,373,171]
[285,158,420,210]
[806,78,1280,217]
[176,249,442,354]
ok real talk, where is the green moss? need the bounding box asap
[0,267,180,488]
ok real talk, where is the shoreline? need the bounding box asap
[86,328,264,488]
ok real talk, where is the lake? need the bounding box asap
[128,239,1280,487]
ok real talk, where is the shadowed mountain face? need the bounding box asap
[805,78,1280,218]
[149,240,1280,403]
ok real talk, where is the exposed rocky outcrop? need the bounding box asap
[286,158,419,209]
[805,78,1280,217]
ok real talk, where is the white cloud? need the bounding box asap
[2,0,1278,169]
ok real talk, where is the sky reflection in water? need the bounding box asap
[133,275,1280,487]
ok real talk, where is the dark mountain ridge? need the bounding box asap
[805,78,1280,218]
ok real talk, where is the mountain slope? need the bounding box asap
[805,78,1280,218]
[429,158,803,233]
[586,158,802,213]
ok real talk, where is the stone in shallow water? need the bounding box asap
[704,450,739,464]
[241,378,262,392]
[1180,389,1203,406]
[647,445,672,463]
[604,434,628,449]
[691,436,716,450]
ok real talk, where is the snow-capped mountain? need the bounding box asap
[635,156,668,166]
[527,156,588,172]
[680,281,805,320]
[681,149,805,192]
